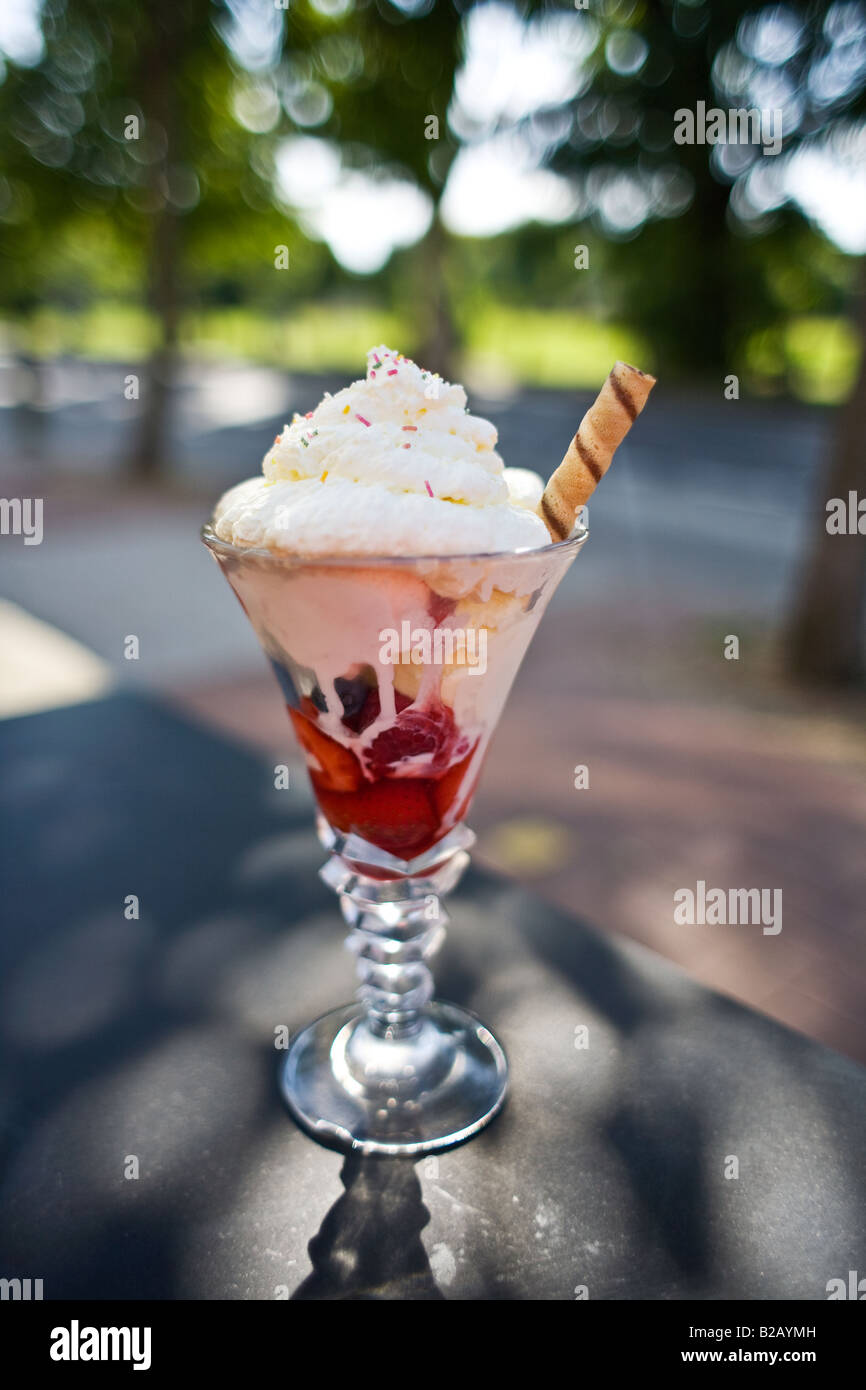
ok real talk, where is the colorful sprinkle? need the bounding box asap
[425,480,434,497]
[320,470,328,482]
[387,369,398,376]
[305,412,313,418]
[402,425,417,431]
[342,405,350,414]
[356,414,371,427]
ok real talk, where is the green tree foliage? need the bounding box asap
[0,0,314,471]
[282,0,464,369]
[516,0,866,378]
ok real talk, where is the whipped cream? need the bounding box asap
[212,346,549,556]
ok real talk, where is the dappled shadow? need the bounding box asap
[605,1100,709,1282]
[0,696,321,1296]
[2,694,863,1300]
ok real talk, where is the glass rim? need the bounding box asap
[200,521,588,567]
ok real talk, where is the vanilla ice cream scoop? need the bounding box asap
[212,346,549,556]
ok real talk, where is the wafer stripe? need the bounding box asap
[541,492,569,540]
[608,373,638,421]
[574,434,603,481]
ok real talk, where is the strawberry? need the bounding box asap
[432,742,479,820]
[288,707,362,792]
[322,778,440,857]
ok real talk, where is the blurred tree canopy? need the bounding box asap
[281,0,463,368]
[0,0,366,470]
[532,0,865,380]
[2,0,863,390]
[0,0,864,680]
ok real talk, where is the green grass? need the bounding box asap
[3,301,858,403]
[783,316,860,405]
[462,307,652,388]
[23,303,157,361]
[183,304,413,370]
[744,315,860,404]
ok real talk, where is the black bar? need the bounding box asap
[2,1299,859,1374]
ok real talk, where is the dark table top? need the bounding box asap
[1,694,864,1301]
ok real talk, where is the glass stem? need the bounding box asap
[344,892,445,1038]
[320,847,472,1040]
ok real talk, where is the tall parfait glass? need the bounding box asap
[203,526,586,1153]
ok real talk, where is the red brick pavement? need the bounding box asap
[168,604,866,1065]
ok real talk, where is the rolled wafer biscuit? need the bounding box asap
[538,361,656,541]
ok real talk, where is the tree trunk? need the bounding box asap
[416,212,457,380]
[783,257,866,685]
[127,0,186,481]
[13,343,47,463]
[129,204,180,479]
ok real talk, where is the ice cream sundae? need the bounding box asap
[203,344,654,1153]
[209,347,580,863]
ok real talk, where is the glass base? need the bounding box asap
[280,1002,508,1156]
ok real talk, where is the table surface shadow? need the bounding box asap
[1,693,863,1301]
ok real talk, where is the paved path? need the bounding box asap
[2,360,864,1065]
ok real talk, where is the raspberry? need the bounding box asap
[367,703,463,776]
